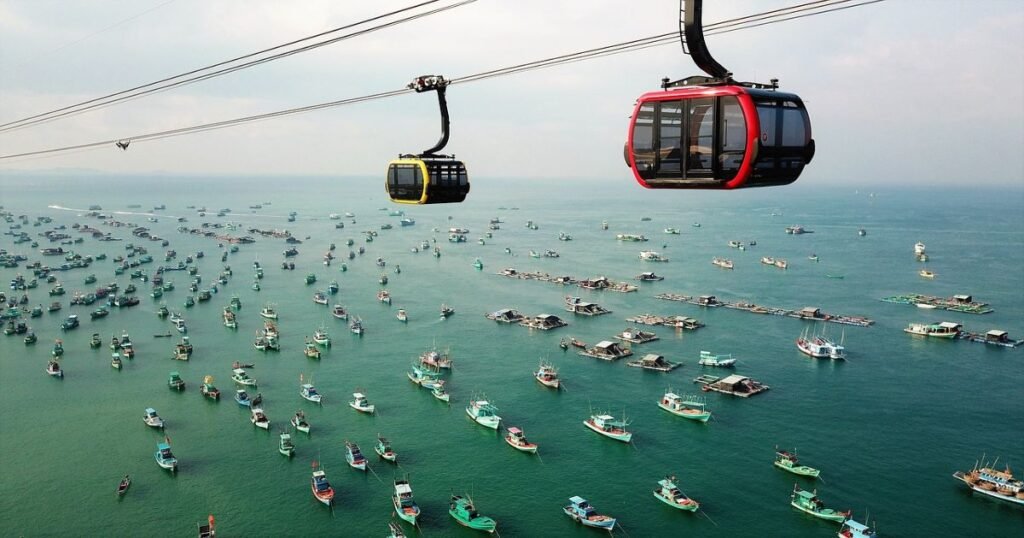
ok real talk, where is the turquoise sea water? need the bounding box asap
[1,174,1022,537]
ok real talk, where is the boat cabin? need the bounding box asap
[581,340,633,360]
[697,295,719,306]
[798,307,823,319]
[578,276,611,290]
[953,294,973,304]
[627,353,680,371]
[486,308,524,323]
[986,330,1010,343]
[616,327,659,344]
[670,316,704,330]
[521,314,567,330]
[565,296,612,316]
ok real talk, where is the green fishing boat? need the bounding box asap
[652,475,699,512]
[790,485,849,523]
[305,273,317,285]
[448,495,497,533]
[774,449,821,478]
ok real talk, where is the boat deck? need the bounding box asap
[625,314,704,330]
[655,293,873,327]
[881,293,994,314]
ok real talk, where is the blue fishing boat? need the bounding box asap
[154,441,177,472]
[563,496,616,530]
[393,477,420,524]
[234,389,252,407]
[345,441,367,471]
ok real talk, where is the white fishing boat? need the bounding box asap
[259,303,278,319]
[583,413,632,443]
[698,350,737,367]
[377,290,391,304]
[331,304,348,320]
[349,392,375,414]
[232,368,257,386]
[312,327,330,346]
[143,407,165,429]
[420,347,453,369]
[535,362,561,389]
[300,382,322,404]
[250,407,270,429]
[291,411,311,433]
[396,309,407,322]
[639,250,669,262]
[712,257,734,269]
[466,398,501,429]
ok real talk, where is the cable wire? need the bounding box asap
[0,0,884,161]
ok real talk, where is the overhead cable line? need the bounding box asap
[0,0,473,133]
[0,0,884,162]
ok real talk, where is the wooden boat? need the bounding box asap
[712,257,734,269]
[111,353,123,370]
[653,475,699,512]
[420,347,453,369]
[392,477,420,524]
[657,392,711,423]
[583,413,632,443]
[331,304,348,320]
[349,316,363,335]
[200,376,220,400]
[311,467,334,506]
[377,290,392,304]
[167,371,185,391]
[312,327,330,346]
[250,407,270,430]
[775,449,821,478]
[432,386,451,402]
[232,368,256,386]
[563,496,616,530]
[504,427,538,453]
[449,494,497,533]
[303,341,321,359]
[375,435,398,462]
[790,485,849,522]
[919,270,935,278]
[953,460,1024,506]
[291,411,311,434]
[466,399,502,429]
[143,407,164,429]
[279,433,295,457]
[698,350,736,367]
[51,340,64,358]
[349,392,375,414]
[345,441,367,471]
[116,475,131,497]
[534,362,561,389]
[234,390,252,407]
[154,440,177,472]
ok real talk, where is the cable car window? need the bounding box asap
[718,96,746,177]
[659,101,683,174]
[687,97,714,172]
[632,103,655,176]
[757,102,777,146]
[457,166,468,186]
[780,102,808,146]
[396,165,420,186]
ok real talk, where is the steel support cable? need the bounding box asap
[0,0,468,133]
[0,0,883,161]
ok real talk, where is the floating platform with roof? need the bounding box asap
[694,374,769,398]
[880,293,994,314]
[656,293,873,327]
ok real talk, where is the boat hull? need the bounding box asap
[775,461,821,478]
[505,437,538,453]
[583,420,632,443]
[466,407,501,429]
[791,501,847,522]
[953,472,1024,506]
[653,491,699,512]
[657,402,710,423]
[563,507,616,529]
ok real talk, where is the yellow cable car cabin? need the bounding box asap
[386,156,469,205]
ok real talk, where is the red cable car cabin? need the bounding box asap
[626,84,814,189]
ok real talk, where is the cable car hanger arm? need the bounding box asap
[408,75,450,156]
[683,0,731,81]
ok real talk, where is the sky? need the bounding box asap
[0,0,1022,186]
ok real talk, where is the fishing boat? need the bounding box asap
[231,368,257,386]
[312,327,331,346]
[636,271,664,281]
[449,494,498,533]
[953,460,1024,506]
[184,295,195,308]
[111,352,123,369]
[24,332,37,345]
[712,257,734,269]
[278,433,295,457]
[200,376,220,400]
[808,254,819,262]
[331,304,348,320]
[919,270,935,278]
[377,290,392,304]
[697,350,737,367]
[60,314,79,330]
[291,411,311,433]
[639,250,669,262]
[89,333,102,348]
[345,441,367,471]
[396,309,408,322]
[466,399,502,429]
[653,475,699,512]
[311,467,334,506]
[904,321,961,339]
[259,304,278,319]
[303,341,321,359]
[312,291,328,305]
[154,441,177,472]
[774,258,789,269]
[375,435,398,462]
[304,273,317,285]
[173,318,187,333]
[143,407,165,429]
[349,316,364,335]
[839,518,878,538]
[504,427,538,453]
[250,407,270,430]
[658,392,711,423]
[440,304,455,318]
[327,281,339,294]
[230,295,242,310]
[420,347,453,369]
[51,339,64,357]
[379,273,389,285]
[791,485,850,522]
[349,392,375,414]
[432,385,451,402]
[392,477,420,524]
[234,390,252,407]
[535,362,561,389]
[796,328,846,360]
[116,475,131,497]
[563,496,616,530]
[222,308,237,329]
[583,413,632,443]
[300,382,322,405]
[168,371,186,391]
[775,449,821,478]
[914,303,938,309]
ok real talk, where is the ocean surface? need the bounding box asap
[1,174,1022,537]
